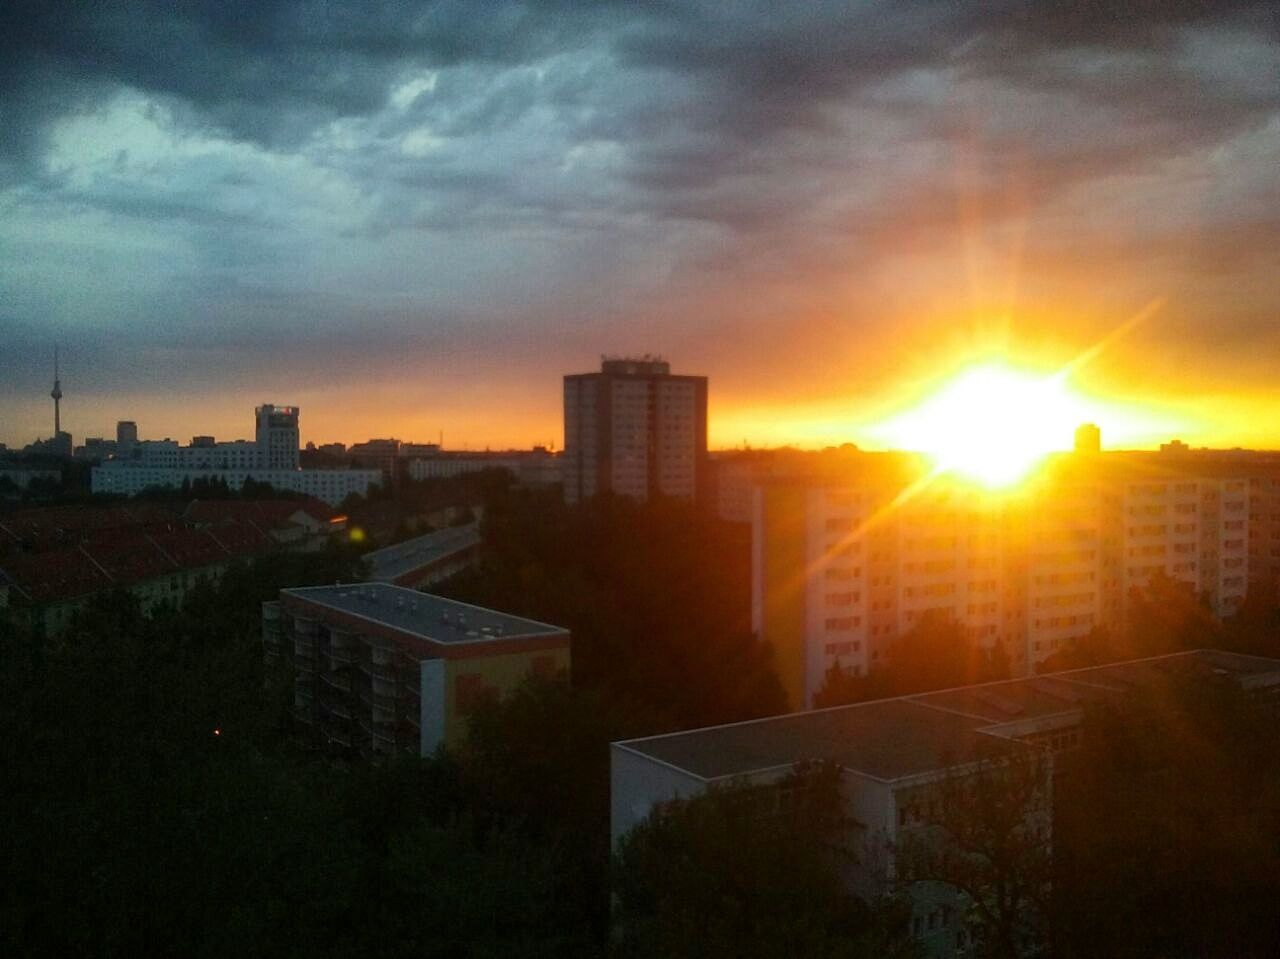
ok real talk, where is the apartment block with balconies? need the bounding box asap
[263,583,571,759]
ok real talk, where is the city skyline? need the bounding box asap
[3,3,1278,452]
[0,344,1264,458]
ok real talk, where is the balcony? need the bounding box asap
[319,671,352,694]
[359,661,398,684]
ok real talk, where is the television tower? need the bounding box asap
[51,345,63,435]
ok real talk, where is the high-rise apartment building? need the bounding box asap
[751,450,1252,709]
[255,404,301,470]
[563,356,707,503]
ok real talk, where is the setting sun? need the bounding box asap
[868,363,1094,488]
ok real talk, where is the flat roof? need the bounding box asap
[363,522,481,582]
[281,582,567,646]
[615,650,1280,783]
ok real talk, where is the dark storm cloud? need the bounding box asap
[1,0,1278,445]
[0,0,634,176]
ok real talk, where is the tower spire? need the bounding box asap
[51,345,63,436]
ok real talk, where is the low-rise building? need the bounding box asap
[90,463,380,505]
[263,584,571,758]
[362,522,481,588]
[611,649,1280,957]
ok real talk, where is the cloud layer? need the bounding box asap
[2,1,1278,447]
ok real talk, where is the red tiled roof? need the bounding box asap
[83,536,172,583]
[0,520,275,605]
[149,528,228,569]
[184,498,334,530]
[205,521,273,554]
[0,548,115,604]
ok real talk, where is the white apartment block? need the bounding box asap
[563,357,707,504]
[137,439,259,471]
[91,404,378,506]
[90,464,381,505]
[611,650,1280,958]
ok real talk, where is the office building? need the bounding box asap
[563,356,707,503]
[255,404,301,470]
[263,583,571,758]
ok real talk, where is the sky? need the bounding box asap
[2,1,1278,452]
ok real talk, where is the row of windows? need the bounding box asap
[825,616,861,630]
[823,640,862,656]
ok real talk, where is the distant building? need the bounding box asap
[90,405,380,505]
[75,437,117,460]
[563,356,707,503]
[349,438,402,482]
[255,404,301,470]
[90,463,380,505]
[264,583,571,758]
[116,421,138,458]
[1074,422,1101,454]
[404,446,562,486]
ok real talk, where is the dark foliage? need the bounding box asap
[612,762,917,959]
[436,486,787,729]
[1051,676,1280,958]
[813,610,1010,708]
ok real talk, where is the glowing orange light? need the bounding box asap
[868,362,1092,488]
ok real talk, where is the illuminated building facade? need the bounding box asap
[563,357,708,504]
[751,451,1253,710]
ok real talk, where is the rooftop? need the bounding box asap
[281,582,568,646]
[363,522,481,583]
[616,650,1280,784]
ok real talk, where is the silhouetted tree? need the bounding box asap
[612,762,917,959]
[437,489,787,728]
[896,746,1054,958]
[814,611,1009,708]
[1051,675,1280,958]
